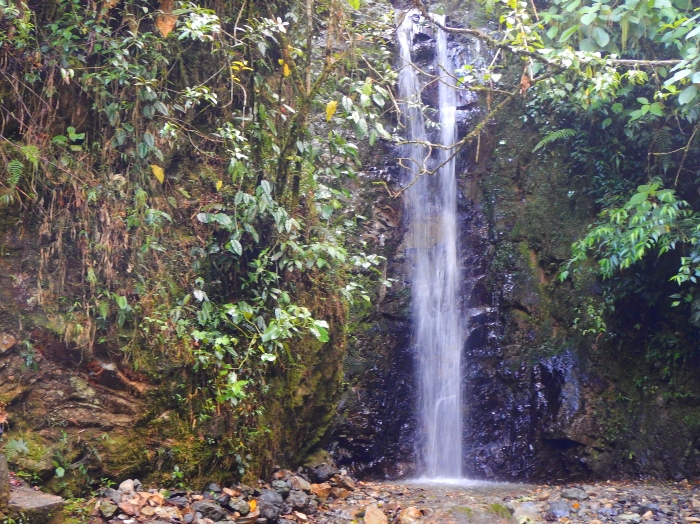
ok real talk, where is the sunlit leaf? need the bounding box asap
[326,100,338,122]
[150,164,165,184]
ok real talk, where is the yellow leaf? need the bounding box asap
[326,100,338,122]
[215,180,223,191]
[150,164,165,184]
[283,63,291,77]
[249,500,257,512]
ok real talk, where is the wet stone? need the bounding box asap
[258,499,281,520]
[547,499,571,519]
[229,497,251,515]
[260,488,284,507]
[191,500,227,521]
[562,488,590,501]
[287,489,310,511]
[102,487,122,505]
[271,479,291,498]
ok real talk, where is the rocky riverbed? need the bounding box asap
[70,467,700,524]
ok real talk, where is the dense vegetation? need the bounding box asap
[0,0,395,487]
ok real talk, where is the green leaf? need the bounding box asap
[546,26,559,39]
[580,11,597,25]
[591,26,610,47]
[559,24,581,42]
[347,0,360,9]
[679,85,698,105]
[628,192,649,207]
[55,467,65,478]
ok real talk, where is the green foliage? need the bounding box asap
[532,128,576,152]
[562,181,699,281]
[4,438,30,459]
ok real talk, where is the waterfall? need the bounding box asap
[397,12,464,480]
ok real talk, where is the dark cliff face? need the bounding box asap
[331,5,700,482]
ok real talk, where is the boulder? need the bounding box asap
[8,485,64,524]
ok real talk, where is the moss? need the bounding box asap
[487,503,512,518]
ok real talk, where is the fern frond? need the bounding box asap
[4,437,30,459]
[6,159,24,188]
[652,127,673,174]
[532,128,576,152]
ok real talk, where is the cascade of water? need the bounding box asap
[397,11,464,480]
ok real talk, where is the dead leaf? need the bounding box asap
[156,0,177,38]
[150,164,165,184]
[249,499,257,512]
[520,73,531,96]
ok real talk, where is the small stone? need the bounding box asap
[289,476,312,493]
[118,501,139,516]
[364,504,388,524]
[547,500,570,519]
[308,464,338,484]
[562,488,590,501]
[333,474,356,491]
[642,511,654,521]
[686,518,700,523]
[258,499,281,520]
[271,480,291,498]
[99,501,118,519]
[259,488,284,508]
[310,483,332,501]
[618,513,642,524]
[169,495,190,508]
[229,497,251,515]
[538,491,551,501]
[102,487,122,504]
[217,493,231,506]
[183,512,195,524]
[207,482,223,493]
[286,490,309,511]
[330,487,351,500]
[118,479,136,494]
[0,333,16,353]
[398,506,423,524]
[191,501,228,521]
[140,505,156,517]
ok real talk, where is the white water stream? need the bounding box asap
[397,12,464,480]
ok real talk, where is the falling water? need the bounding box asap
[397,12,464,480]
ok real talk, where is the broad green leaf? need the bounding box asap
[559,24,581,42]
[348,0,360,9]
[679,85,698,105]
[581,11,597,25]
[628,192,648,207]
[592,26,610,47]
